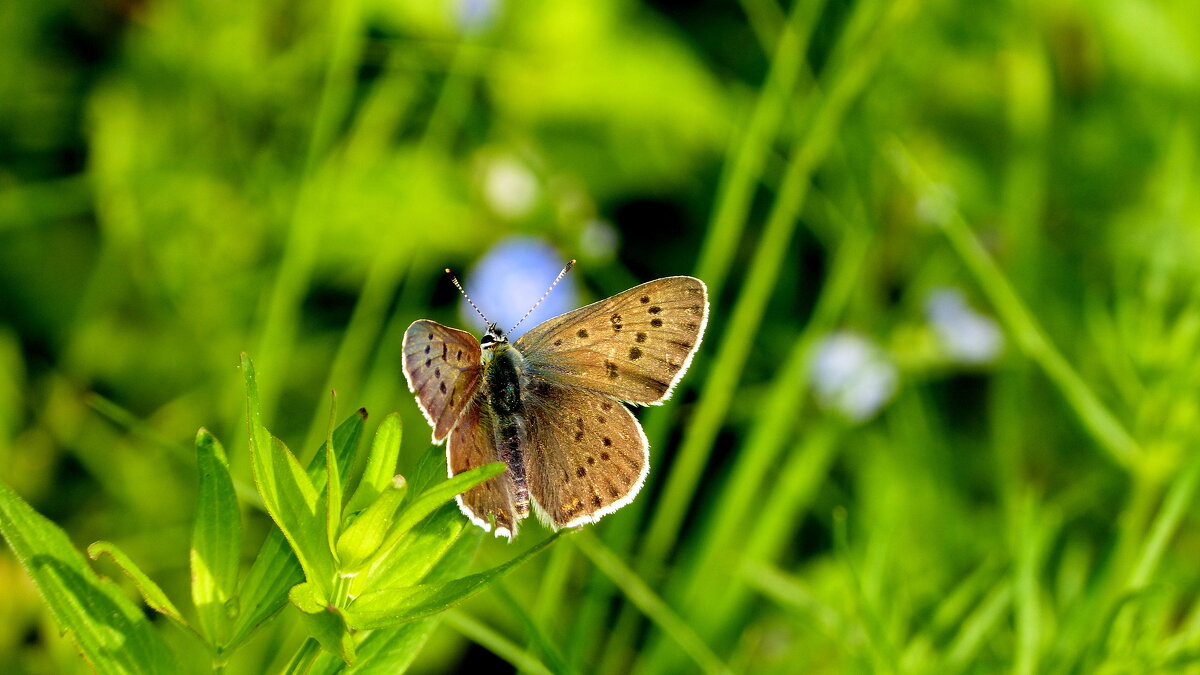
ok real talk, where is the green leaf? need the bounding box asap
[230,411,365,648]
[346,413,403,516]
[357,501,468,595]
[88,540,196,638]
[191,428,241,646]
[231,357,365,648]
[336,476,409,574]
[326,394,344,564]
[243,354,332,592]
[0,479,176,673]
[298,512,482,674]
[290,582,356,665]
[360,461,505,583]
[346,533,560,630]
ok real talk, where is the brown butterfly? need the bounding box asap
[402,262,708,539]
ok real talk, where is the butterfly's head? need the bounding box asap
[480,323,507,350]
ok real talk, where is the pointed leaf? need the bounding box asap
[362,461,505,582]
[347,533,560,630]
[310,527,483,674]
[358,501,467,594]
[346,413,403,516]
[88,541,196,637]
[326,394,344,562]
[229,408,367,649]
[243,355,332,592]
[191,428,241,645]
[0,479,175,673]
[336,476,408,574]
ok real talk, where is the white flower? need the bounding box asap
[925,288,1003,365]
[809,333,898,423]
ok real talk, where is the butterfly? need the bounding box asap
[401,261,708,539]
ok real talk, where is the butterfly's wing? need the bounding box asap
[402,320,484,442]
[523,381,648,528]
[448,397,521,539]
[514,277,708,405]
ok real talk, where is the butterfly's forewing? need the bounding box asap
[402,320,484,442]
[448,398,521,538]
[514,277,708,405]
[523,382,649,528]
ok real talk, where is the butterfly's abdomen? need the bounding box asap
[485,344,530,516]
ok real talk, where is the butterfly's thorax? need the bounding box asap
[482,340,531,516]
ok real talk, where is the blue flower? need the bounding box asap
[461,237,577,340]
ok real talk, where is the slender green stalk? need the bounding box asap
[640,0,919,574]
[443,610,555,675]
[281,638,321,675]
[890,145,1140,469]
[254,0,365,420]
[575,532,733,675]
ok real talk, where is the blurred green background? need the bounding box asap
[4,0,1200,671]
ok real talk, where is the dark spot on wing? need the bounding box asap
[686,322,698,331]
[600,451,610,460]
[439,382,447,394]
[442,344,448,360]
[602,437,612,447]
[576,417,584,430]
[605,361,619,379]
[577,328,589,338]
[591,495,602,507]
[587,456,595,465]
[608,486,619,498]
[434,368,441,378]
[636,332,647,343]
[611,313,622,331]
[629,347,642,360]
[554,339,562,346]
[577,467,587,478]
[650,318,663,328]
[597,415,606,424]
[575,431,584,441]
[648,306,661,314]
[601,401,612,411]
[427,332,433,340]
[425,358,432,367]
[425,344,431,354]
[457,349,463,361]
[640,295,650,303]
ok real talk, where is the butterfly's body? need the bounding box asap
[480,336,531,518]
[403,274,708,539]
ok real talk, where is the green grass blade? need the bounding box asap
[575,532,733,675]
[888,145,1140,469]
[443,609,555,675]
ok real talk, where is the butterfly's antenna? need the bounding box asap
[445,268,491,325]
[508,259,576,335]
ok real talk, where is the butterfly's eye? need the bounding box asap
[480,334,494,347]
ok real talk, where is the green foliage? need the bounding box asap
[6,0,1200,672]
[0,356,551,671]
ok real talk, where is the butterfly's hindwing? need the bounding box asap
[448,397,520,539]
[402,320,484,442]
[522,381,649,528]
[514,277,708,405]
